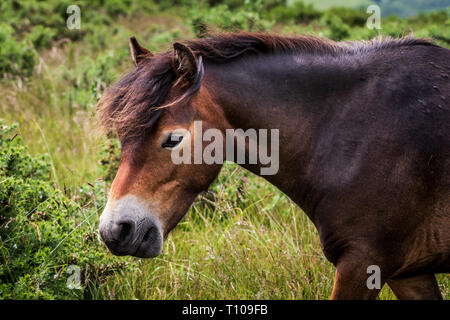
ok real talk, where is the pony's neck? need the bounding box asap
[203,53,362,211]
[204,52,358,125]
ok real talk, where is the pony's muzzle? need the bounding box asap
[99,195,163,258]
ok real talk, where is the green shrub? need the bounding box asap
[290,1,322,23]
[0,120,131,299]
[0,24,36,78]
[56,46,131,116]
[98,133,121,184]
[322,13,350,40]
[327,7,368,27]
[261,1,322,23]
[26,26,57,50]
[190,4,274,37]
[411,9,449,25]
[205,0,245,10]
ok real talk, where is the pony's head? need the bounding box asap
[97,37,226,258]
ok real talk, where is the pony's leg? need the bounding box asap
[330,261,383,300]
[387,274,443,300]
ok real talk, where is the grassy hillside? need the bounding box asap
[0,0,449,299]
[301,0,370,10]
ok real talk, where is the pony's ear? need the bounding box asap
[173,42,198,85]
[129,36,152,66]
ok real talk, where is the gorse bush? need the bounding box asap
[0,120,131,299]
[327,7,368,27]
[0,23,36,78]
[99,132,121,184]
[0,0,155,78]
[26,26,56,50]
[322,13,350,40]
[190,3,274,37]
[265,0,321,23]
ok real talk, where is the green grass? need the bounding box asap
[299,0,371,10]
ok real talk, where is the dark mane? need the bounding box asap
[99,52,174,142]
[98,32,436,142]
[185,32,436,60]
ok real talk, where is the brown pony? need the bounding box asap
[98,33,450,299]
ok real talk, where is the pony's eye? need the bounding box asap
[161,133,183,149]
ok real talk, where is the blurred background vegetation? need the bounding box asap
[0,0,449,299]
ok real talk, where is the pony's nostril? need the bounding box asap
[142,227,154,242]
[111,221,133,243]
[118,222,132,242]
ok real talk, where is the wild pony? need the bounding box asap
[98,32,450,299]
